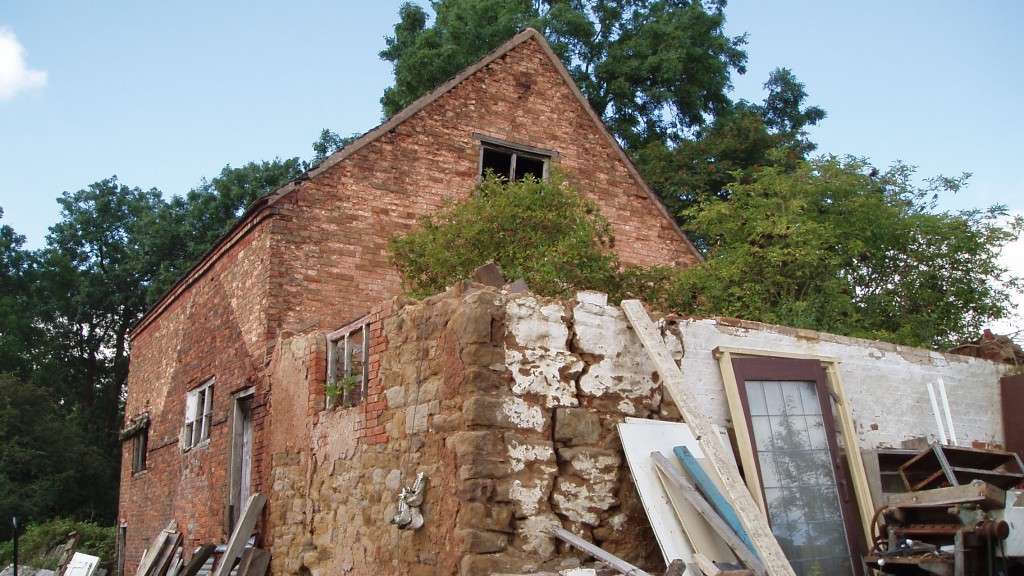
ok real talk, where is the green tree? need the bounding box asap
[310,129,361,166]
[380,0,747,147]
[0,209,40,378]
[0,375,114,540]
[672,156,1022,347]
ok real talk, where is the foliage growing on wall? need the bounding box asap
[389,163,1022,349]
[389,173,622,299]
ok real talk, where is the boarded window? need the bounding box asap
[480,143,549,181]
[183,379,214,450]
[326,318,370,409]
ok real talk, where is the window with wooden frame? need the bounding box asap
[183,379,214,450]
[326,317,369,409]
[119,414,150,474]
[477,135,554,182]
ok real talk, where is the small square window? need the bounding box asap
[183,379,214,450]
[326,319,369,409]
[479,143,549,182]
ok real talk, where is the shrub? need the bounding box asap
[0,518,116,570]
[389,173,624,298]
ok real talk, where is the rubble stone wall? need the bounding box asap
[267,284,682,576]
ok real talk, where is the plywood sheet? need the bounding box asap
[618,420,736,566]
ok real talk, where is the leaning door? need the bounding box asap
[731,357,865,576]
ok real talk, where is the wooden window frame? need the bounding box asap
[131,426,148,474]
[714,347,876,551]
[326,316,370,409]
[183,378,214,451]
[475,134,556,182]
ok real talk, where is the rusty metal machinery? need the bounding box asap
[864,481,1017,575]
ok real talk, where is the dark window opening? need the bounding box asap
[515,155,545,180]
[480,144,549,182]
[132,428,148,473]
[481,147,513,180]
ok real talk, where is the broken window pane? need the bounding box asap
[481,147,512,180]
[326,319,370,409]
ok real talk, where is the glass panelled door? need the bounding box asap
[732,358,864,576]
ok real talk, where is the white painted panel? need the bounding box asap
[63,552,100,576]
[618,420,736,568]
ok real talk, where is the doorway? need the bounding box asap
[731,356,865,576]
[228,390,254,532]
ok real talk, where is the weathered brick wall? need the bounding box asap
[267,34,699,339]
[118,225,275,574]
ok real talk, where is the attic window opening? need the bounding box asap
[479,143,550,181]
[326,318,370,409]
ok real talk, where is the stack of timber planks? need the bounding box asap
[133,494,269,576]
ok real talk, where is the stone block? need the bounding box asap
[553,408,602,446]
[462,395,548,431]
[456,502,514,532]
[457,528,509,554]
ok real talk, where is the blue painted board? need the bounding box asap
[674,445,760,558]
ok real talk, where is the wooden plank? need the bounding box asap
[712,346,840,364]
[619,421,735,565]
[622,300,794,576]
[149,533,181,576]
[653,454,767,576]
[212,493,267,576]
[134,521,177,576]
[674,446,757,558]
[548,526,653,576]
[885,481,1005,510]
[237,549,270,576]
[824,363,877,548]
[1001,375,1024,463]
[714,351,765,513]
[179,545,216,576]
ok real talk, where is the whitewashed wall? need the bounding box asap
[675,318,1011,449]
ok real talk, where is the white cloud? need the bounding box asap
[0,26,47,100]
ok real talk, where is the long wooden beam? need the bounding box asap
[621,300,795,576]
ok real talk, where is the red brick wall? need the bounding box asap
[118,225,274,573]
[268,35,699,338]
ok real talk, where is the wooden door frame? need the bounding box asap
[729,355,867,574]
[226,387,255,534]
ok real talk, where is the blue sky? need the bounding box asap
[1,1,1021,332]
